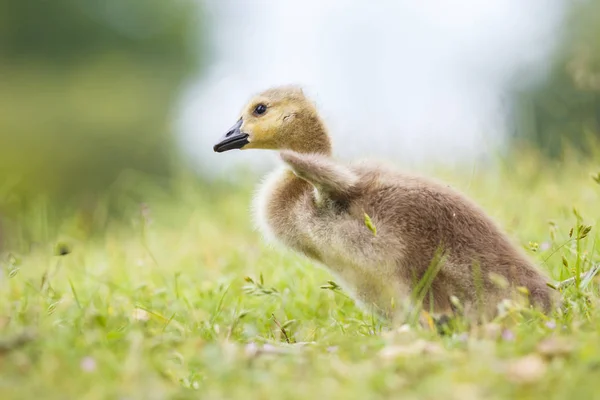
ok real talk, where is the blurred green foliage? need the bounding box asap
[512,0,600,156]
[0,0,203,244]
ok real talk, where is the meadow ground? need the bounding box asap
[0,151,599,399]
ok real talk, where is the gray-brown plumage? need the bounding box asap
[213,85,555,321]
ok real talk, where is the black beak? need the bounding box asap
[213,118,249,153]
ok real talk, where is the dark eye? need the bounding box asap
[254,104,267,115]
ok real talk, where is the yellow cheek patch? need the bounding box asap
[243,115,279,149]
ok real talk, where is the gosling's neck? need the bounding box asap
[283,113,332,156]
[273,111,332,202]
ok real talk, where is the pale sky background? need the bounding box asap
[176,0,567,175]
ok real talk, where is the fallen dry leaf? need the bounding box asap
[481,323,502,340]
[536,337,574,359]
[379,339,445,360]
[381,324,416,343]
[244,342,309,358]
[506,354,547,384]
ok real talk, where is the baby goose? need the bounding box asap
[213,86,554,321]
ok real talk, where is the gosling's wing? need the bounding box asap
[280,150,358,201]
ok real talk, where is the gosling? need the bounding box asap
[213,86,554,321]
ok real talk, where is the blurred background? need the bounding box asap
[1,0,599,249]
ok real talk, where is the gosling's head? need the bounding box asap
[213,86,331,155]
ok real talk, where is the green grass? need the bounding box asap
[1,151,599,399]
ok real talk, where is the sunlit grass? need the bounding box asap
[0,151,599,399]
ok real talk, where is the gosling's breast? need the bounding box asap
[253,166,316,245]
